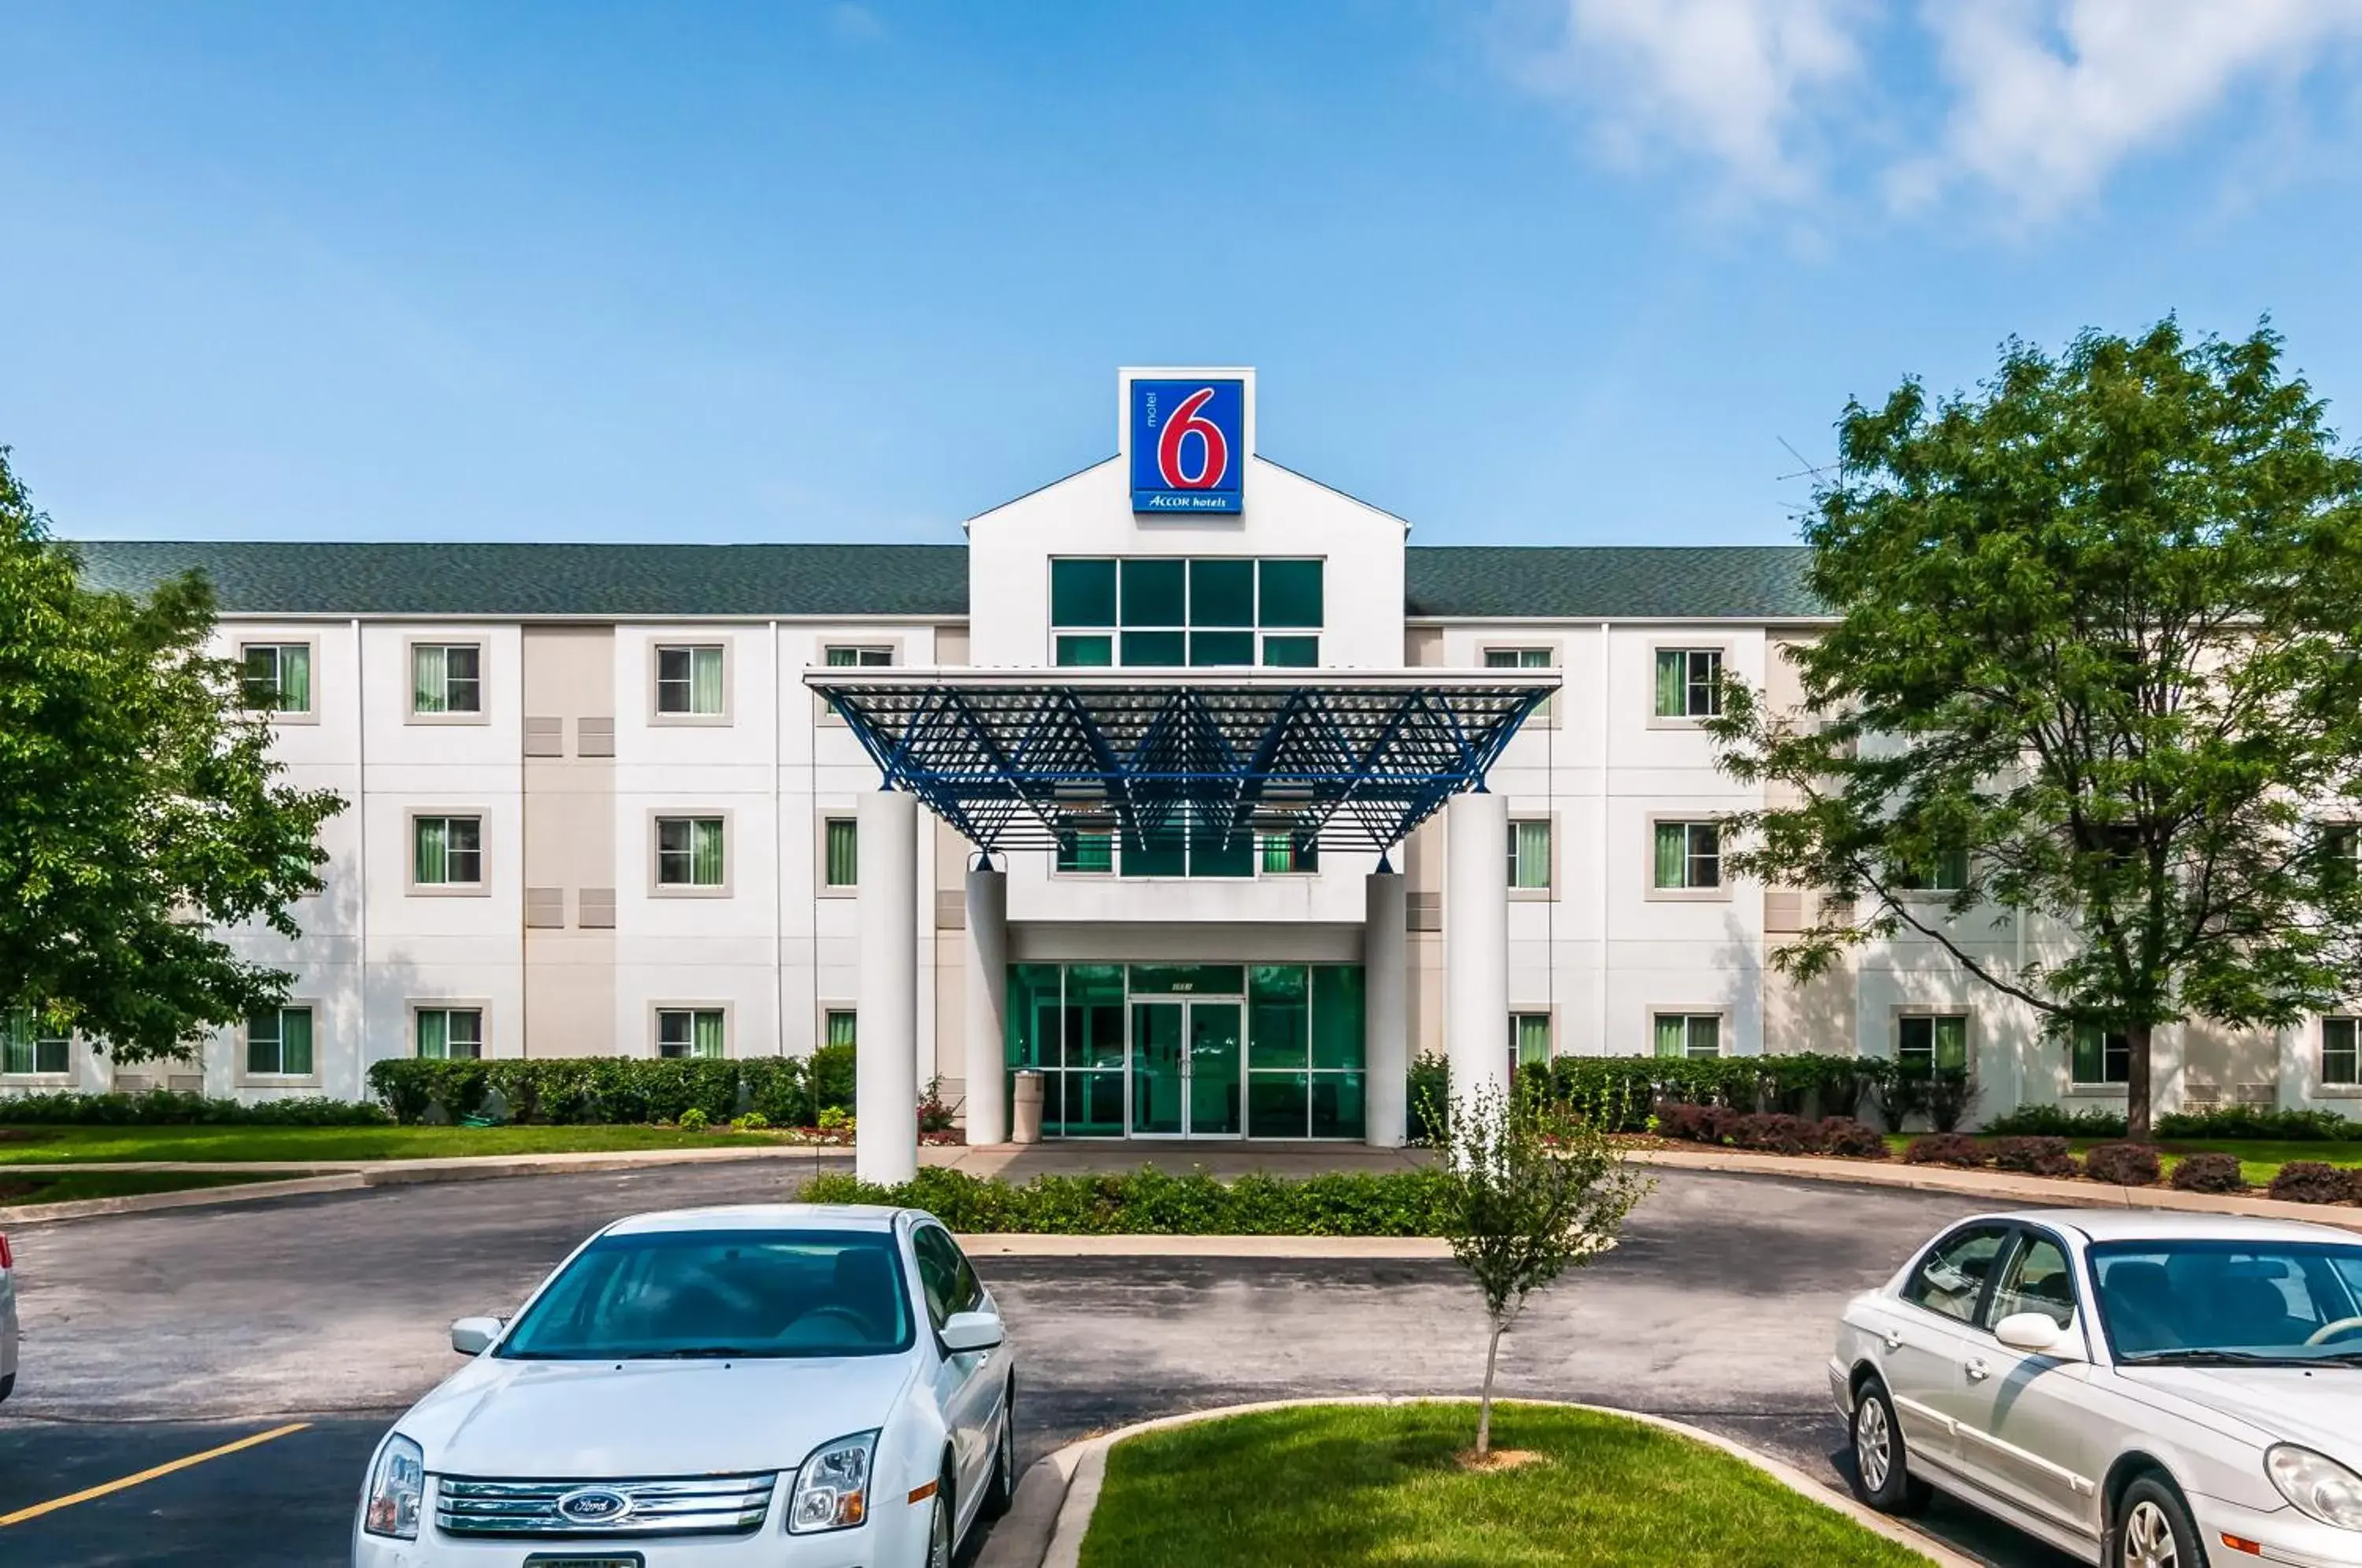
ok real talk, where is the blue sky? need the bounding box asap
[6,0,2362,548]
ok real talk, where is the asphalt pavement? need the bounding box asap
[0,1160,2078,1566]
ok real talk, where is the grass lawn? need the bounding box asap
[0,1122,800,1165]
[1878,1134,2362,1187]
[1079,1403,1929,1568]
[0,1169,294,1206]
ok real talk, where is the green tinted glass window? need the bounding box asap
[1189,631,1255,667]
[1189,558,1255,627]
[1311,1071,1364,1139]
[1312,966,1365,1070]
[1120,559,1187,626]
[1050,559,1117,627]
[1248,966,1309,1069]
[1257,560,1324,628]
[1057,830,1113,873]
[1006,965,1061,1071]
[1261,635,1318,667]
[1188,811,1254,878]
[1120,631,1187,667]
[1065,964,1127,1069]
[1249,1072,1309,1138]
[1124,815,1189,876]
[1055,634,1113,667]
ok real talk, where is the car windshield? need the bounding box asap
[2090,1239,2362,1365]
[498,1229,913,1360]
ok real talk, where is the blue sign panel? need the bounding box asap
[1130,379,1244,514]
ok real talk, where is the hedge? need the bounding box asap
[798,1165,1459,1236]
[0,1090,392,1126]
[366,1045,857,1126]
[1411,1052,1946,1141]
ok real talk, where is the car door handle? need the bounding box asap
[1964,1358,1990,1381]
[1882,1329,1905,1352]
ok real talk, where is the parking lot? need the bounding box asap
[0,1163,2074,1566]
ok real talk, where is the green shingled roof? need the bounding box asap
[65,539,1823,620]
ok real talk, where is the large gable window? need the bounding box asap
[1050,557,1322,668]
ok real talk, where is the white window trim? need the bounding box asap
[1509,1005,1560,1066]
[2319,1015,2362,1096]
[238,635,321,726]
[1892,1008,1975,1078]
[1047,825,1118,881]
[818,1002,858,1055]
[1482,642,1560,729]
[402,638,491,726]
[237,1000,324,1088]
[1508,812,1560,903]
[650,808,735,898]
[0,1023,77,1083]
[1644,813,1731,903]
[816,811,860,898]
[1254,830,1320,878]
[409,1000,493,1061]
[650,639,735,727]
[814,637,905,725]
[2066,1026,2134,1093]
[1650,1007,1731,1060]
[1645,640,1733,730]
[651,1001,734,1060]
[405,809,493,897]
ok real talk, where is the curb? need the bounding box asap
[1623,1147,2362,1233]
[1015,1397,1975,1568]
[956,1233,1453,1259]
[1,1172,368,1225]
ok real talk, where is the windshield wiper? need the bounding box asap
[639,1346,763,1359]
[2120,1350,2324,1367]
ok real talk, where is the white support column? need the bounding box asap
[855,790,920,1185]
[1364,868,1409,1148]
[1444,790,1509,1115]
[962,859,1009,1148]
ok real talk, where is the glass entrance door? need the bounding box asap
[1129,998,1243,1137]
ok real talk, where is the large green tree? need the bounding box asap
[1,449,344,1062]
[1712,322,2362,1140]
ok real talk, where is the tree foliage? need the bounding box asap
[0,449,345,1061]
[1710,322,2362,1139]
[1438,1085,1649,1456]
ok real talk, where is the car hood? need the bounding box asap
[399,1353,919,1478]
[2116,1366,2362,1461]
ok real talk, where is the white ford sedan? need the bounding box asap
[1832,1210,2362,1568]
[354,1204,1017,1568]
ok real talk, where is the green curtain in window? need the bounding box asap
[2,1012,30,1075]
[692,819,726,886]
[1261,835,1294,874]
[1687,1017,1720,1058]
[694,1011,725,1059]
[416,818,447,883]
[413,645,445,712]
[826,819,859,886]
[1512,820,1551,889]
[827,1011,857,1048]
[1057,830,1113,873]
[1653,821,1686,888]
[1653,1015,1686,1058]
[281,1008,313,1075]
[2071,1024,2104,1083]
[416,1010,447,1060]
[690,647,724,713]
[278,646,311,712]
[1515,1015,1551,1066]
[824,647,859,667]
[1654,649,1685,716]
[1932,1015,1968,1071]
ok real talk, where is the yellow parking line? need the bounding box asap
[0,1422,312,1528]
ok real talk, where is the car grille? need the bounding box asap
[434,1472,778,1538]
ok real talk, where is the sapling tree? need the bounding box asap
[1438,1085,1649,1458]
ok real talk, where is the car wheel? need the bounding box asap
[0,1371,13,1404]
[981,1381,1017,1520]
[926,1473,955,1568]
[1849,1378,1930,1515]
[2116,1476,2203,1568]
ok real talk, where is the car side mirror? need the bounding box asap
[940,1310,1005,1354]
[1994,1311,2077,1358]
[450,1315,503,1356]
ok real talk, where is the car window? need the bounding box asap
[911,1226,980,1330]
[2093,1241,2362,1360]
[1901,1224,2010,1326]
[1987,1232,2076,1330]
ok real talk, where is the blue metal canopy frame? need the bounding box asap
[803,667,1559,857]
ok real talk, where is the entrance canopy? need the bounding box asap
[804,667,1559,857]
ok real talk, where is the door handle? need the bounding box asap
[1965,1358,1990,1381]
[1882,1329,1905,1352]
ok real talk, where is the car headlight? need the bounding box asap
[361,1433,426,1540]
[2268,1445,2362,1531]
[787,1429,878,1534]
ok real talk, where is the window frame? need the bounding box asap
[650,811,733,897]
[1646,815,1728,900]
[2322,1016,2360,1091]
[1,1011,74,1079]
[815,640,900,724]
[238,637,320,723]
[651,641,732,725]
[240,1002,321,1085]
[1897,1220,2015,1329]
[821,1007,857,1052]
[1650,1010,1725,1060]
[1047,555,1324,668]
[1509,1010,1554,1070]
[1648,642,1728,726]
[2069,1023,2132,1090]
[1483,645,1558,727]
[1978,1224,2084,1342]
[653,1004,731,1060]
[407,811,490,897]
[1897,1011,1973,1076]
[411,1003,489,1061]
[404,638,489,724]
[818,813,859,897]
[1506,814,1557,901]
[1052,827,1116,877]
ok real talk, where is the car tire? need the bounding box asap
[1849,1378,1931,1515]
[981,1379,1017,1521]
[0,1371,12,1404]
[2113,1475,2205,1568]
[926,1466,955,1568]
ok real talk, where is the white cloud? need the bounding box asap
[1906,0,2362,217]
[1522,0,1866,202]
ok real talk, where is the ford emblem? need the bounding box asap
[555,1485,633,1525]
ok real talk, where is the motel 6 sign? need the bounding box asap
[1129,377,1246,515]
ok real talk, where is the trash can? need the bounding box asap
[1011,1070,1044,1145]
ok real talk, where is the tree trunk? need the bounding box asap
[2127,1021,2153,1142]
[1476,1320,1503,1457]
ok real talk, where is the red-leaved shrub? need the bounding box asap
[1653,1102,1726,1144]
[1903,1133,1987,1168]
[1990,1136,2078,1178]
[2082,1142,2163,1187]
[2268,1162,2361,1205]
[1727,1111,1821,1155]
[2168,1151,2246,1193]
[1816,1118,1889,1159]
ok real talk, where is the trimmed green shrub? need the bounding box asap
[2154,1107,2362,1142]
[676,1108,709,1131]
[1990,1136,2078,1177]
[1980,1105,2128,1138]
[1903,1133,1986,1168]
[0,1090,391,1126]
[2268,1162,2360,1204]
[2083,1142,2163,1187]
[367,1056,855,1127]
[2169,1151,2247,1193]
[798,1165,1461,1236]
